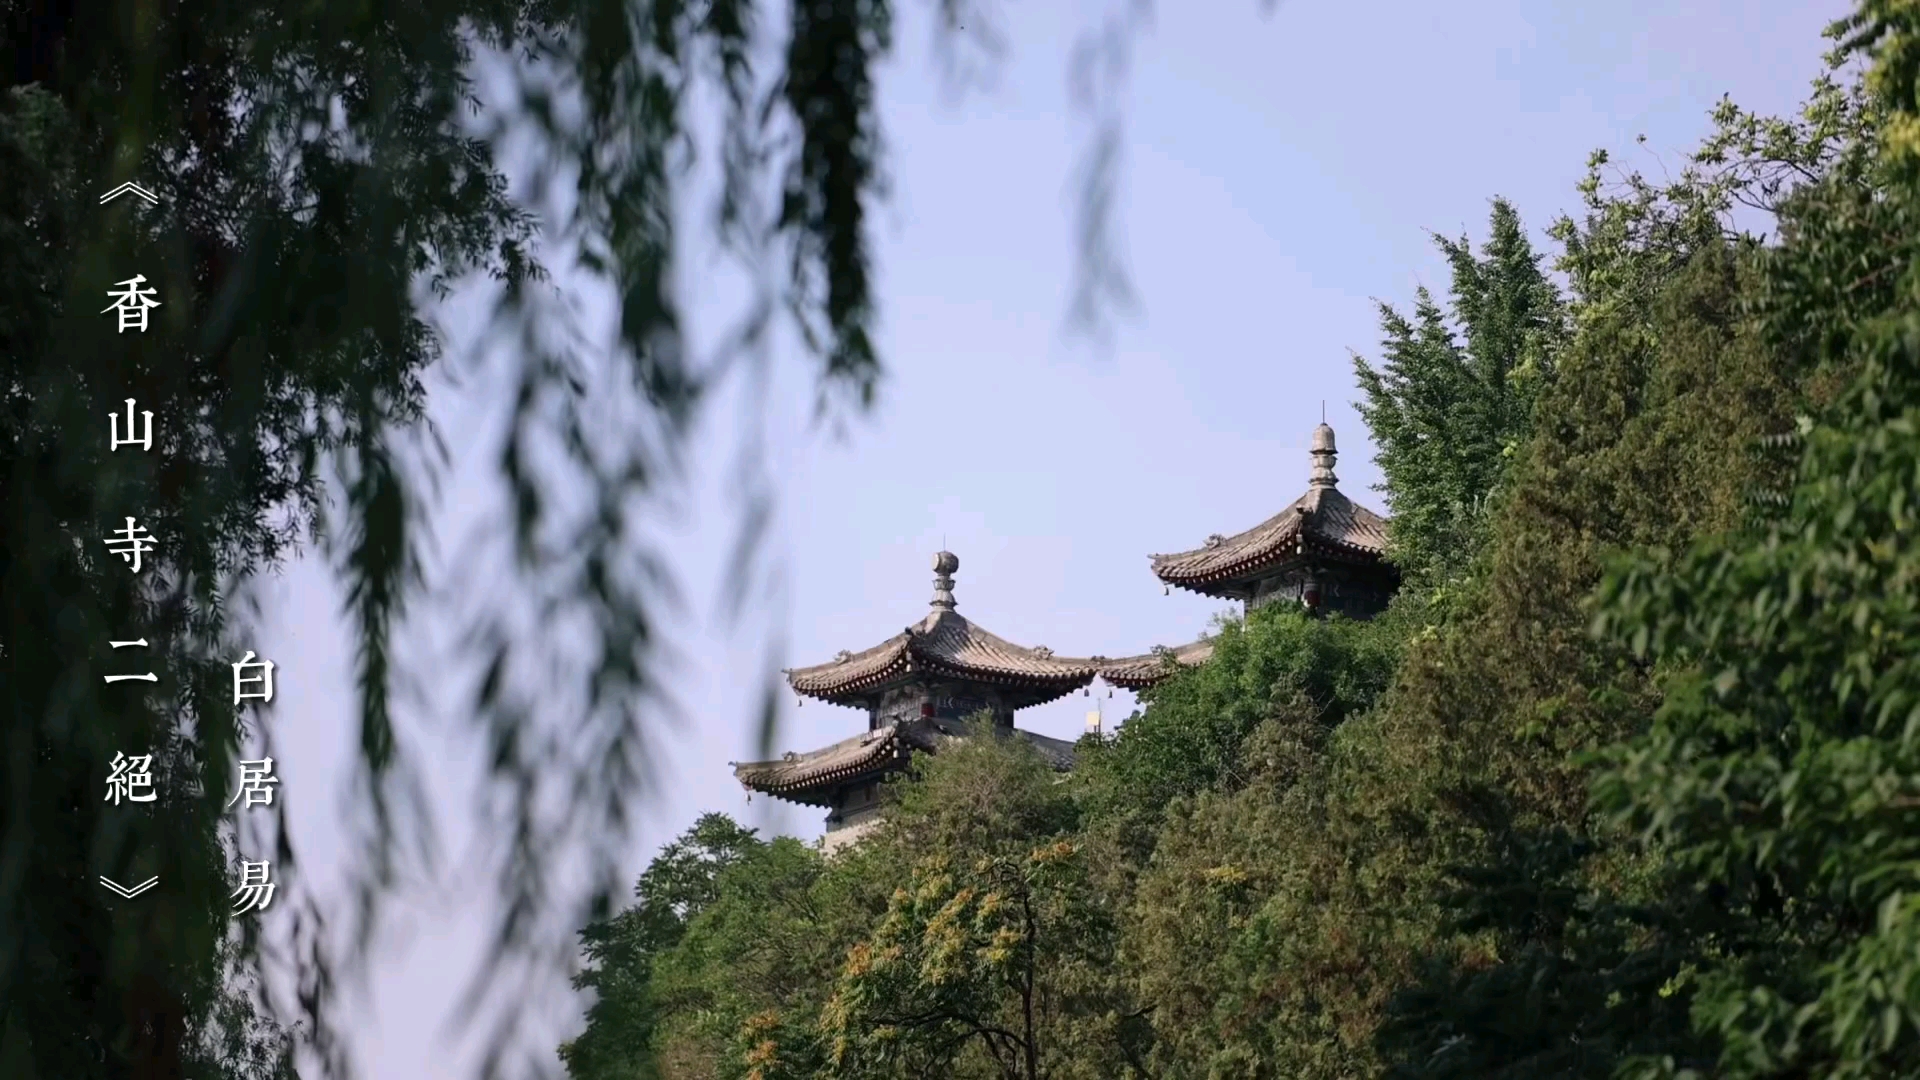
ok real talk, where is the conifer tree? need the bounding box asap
[1353,199,1566,590]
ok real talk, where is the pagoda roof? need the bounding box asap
[1150,423,1391,598]
[1097,638,1217,690]
[733,717,1078,806]
[785,551,1101,709]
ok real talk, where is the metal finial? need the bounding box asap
[1309,422,1338,488]
[931,550,958,610]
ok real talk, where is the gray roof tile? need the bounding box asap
[785,553,1100,706]
[1097,638,1216,689]
[1150,485,1388,593]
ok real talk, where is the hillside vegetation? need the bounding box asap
[562,13,1920,1078]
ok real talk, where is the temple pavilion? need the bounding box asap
[732,551,1094,851]
[733,422,1398,845]
[1098,421,1397,690]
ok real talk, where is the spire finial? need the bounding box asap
[931,551,959,611]
[1309,421,1338,489]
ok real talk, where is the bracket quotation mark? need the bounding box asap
[99,875,158,899]
[99,183,159,206]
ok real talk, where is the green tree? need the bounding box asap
[1588,10,1920,1077]
[1353,199,1567,591]
[562,815,763,1080]
[1372,39,1873,1080]
[811,729,1144,1080]
[578,723,1150,1079]
[652,835,848,1080]
[1123,702,1398,1080]
[1070,605,1404,1078]
[819,841,1124,1080]
[1074,603,1404,835]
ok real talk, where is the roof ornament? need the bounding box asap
[1205,533,1226,548]
[835,650,853,661]
[930,550,959,611]
[1310,422,1339,489]
[1032,646,1053,658]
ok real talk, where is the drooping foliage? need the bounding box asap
[0,0,1073,1074]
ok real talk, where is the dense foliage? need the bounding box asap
[1354,197,1566,591]
[563,11,1920,1080]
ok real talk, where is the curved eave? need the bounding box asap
[738,766,899,807]
[734,742,912,805]
[1098,640,1216,690]
[1103,667,1180,691]
[789,649,1099,709]
[787,650,913,706]
[911,654,1097,706]
[1155,533,1392,596]
[1149,516,1308,593]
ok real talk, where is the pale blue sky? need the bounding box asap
[251,1,1846,1075]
